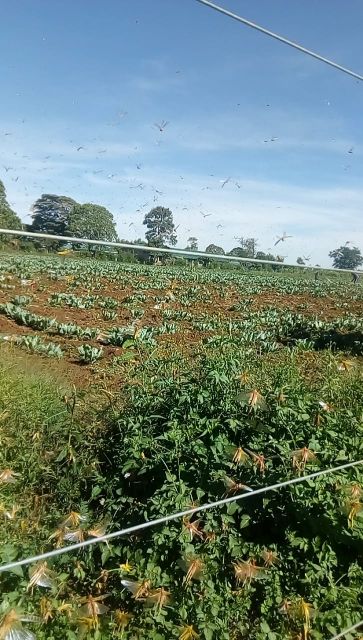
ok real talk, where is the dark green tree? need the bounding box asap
[186,236,198,251]
[0,180,23,247]
[120,237,150,263]
[0,180,22,231]
[0,207,23,230]
[67,203,117,244]
[228,247,246,258]
[329,245,363,270]
[205,244,225,255]
[254,252,284,271]
[143,207,177,247]
[236,237,258,258]
[296,257,305,265]
[255,251,276,262]
[30,194,77,236]
[202,244,225,267]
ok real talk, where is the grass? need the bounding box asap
[0,348,102,567]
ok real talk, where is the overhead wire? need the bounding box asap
[0,459,361,573]
[0,228,361,274]
[327,620,363,640]
[195,0,363,82]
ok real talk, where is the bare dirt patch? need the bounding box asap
[0,273,361,388]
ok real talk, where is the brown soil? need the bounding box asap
[251,291,363,319]
[0,272,361,390]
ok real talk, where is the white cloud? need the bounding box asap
[1,108,362,267]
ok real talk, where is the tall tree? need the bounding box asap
[203,243,225,267]
[143,206,177,247]
[228,247,246,258]
[30,194,77,236]
[186,236,198,251]
[329,245,363,270]
[0,180,22,231]
[67,203,117,244]
[237,237,258,258]
[205,244,225,255]
[0,179,9,210]
[296,257,305,265]
[255,251,277,262]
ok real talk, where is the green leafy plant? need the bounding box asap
[77,344,104,364]
[102,308,118,321]
[11,295,32,306]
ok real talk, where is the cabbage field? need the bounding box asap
[0,254,362,640]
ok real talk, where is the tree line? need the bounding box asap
[0,179,362,270]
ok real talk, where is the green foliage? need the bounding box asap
[67,203,117,243]
[29,194,77,237]
[186,237,198,251]
[205,244,225,255]
[143,206,177,247]
[49,293,99,309]
[232,237,258,258]
[0,179,23,233]
[11,295,32,306]
[77,344,104,363]
[228,246,247,258]
[329,246,363,270]
[0,350,101,590]
[102,308,117,321]
[28,196,117,252]
[0,302,57,331]
[93,346,363,639]
[255,251,277,261]
[0,206,23,231]
[18,335,64,358]
[99,296,119,310]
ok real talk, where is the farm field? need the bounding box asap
[0,253,362,640]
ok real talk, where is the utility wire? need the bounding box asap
[0,228,361,274]
[195,0,363,82]
[0,459,361,573]
[327,620,363,639]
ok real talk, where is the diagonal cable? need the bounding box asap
[0,459,361,573]
[195,0,363,82]
[327,620,363,639]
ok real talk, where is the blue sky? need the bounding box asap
[1,0,362,265]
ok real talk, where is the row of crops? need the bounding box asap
[0,254,362,639]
